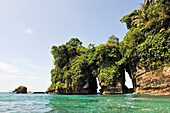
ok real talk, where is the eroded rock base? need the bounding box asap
[134,66,170,95]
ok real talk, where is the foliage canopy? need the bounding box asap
[49,38,122,91]
[120,0,170,70]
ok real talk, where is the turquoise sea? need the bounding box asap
[0,92,169,113]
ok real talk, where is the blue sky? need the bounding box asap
[0,0,141,92]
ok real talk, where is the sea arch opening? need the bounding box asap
[125,71,133,89]
[96,77,102,94]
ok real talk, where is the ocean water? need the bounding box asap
[0,92,169,113]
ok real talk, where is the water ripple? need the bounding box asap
[0,93,169,112]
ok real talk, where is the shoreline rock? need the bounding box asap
[13,86,27,94]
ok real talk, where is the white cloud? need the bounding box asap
[28,64,46,69]
[0,62,20,74]
[24,28,32,34]
[0,74,18,79]
[9,59,20,63]
[10,57,30,64]
[10,58,46,70]
[26,76,40,80]
[0,74,40,80]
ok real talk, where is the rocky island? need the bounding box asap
[47,0,170,95]
[13,86,27,94]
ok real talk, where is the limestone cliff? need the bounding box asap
[126,65,170,95]
[120,0,170,95]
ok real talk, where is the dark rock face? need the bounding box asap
[13,86,27,94]
[48,64,170,95]
[127,64,170,95]
[47,77,97,94]
[101,83,123,94]
[100,81,133,94]
[47,67,133,95]
[97,65,170,95]
[99,69,131,94]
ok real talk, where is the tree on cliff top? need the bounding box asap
[49,37,122,92]
[120,0,170,70]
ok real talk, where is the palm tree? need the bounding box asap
[143,0,160,7]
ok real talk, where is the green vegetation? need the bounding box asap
[120,0,170,70]
[49,0,170,92]
[49,37,122,92]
